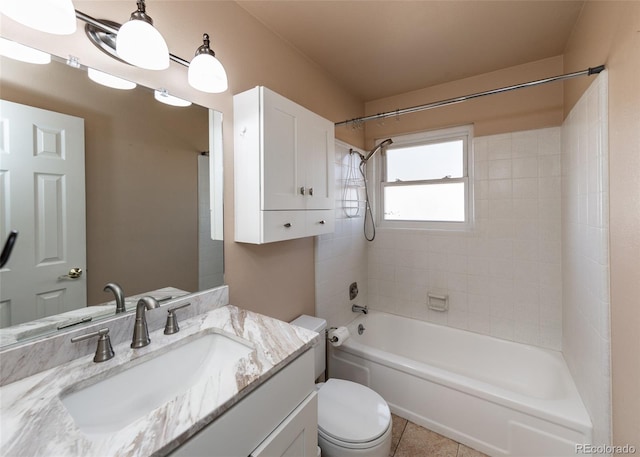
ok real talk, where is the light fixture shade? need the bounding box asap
[88,68,136,90]
[188,34,228,93]
[116,2,169,70]
[0,37,51,64]
[0,0,77,35]
[154,89,191,107]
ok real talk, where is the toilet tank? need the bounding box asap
[290,315,326,380]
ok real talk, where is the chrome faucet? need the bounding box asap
[131,296,161,348]
[352,304,368,314]
[104,282,126,314]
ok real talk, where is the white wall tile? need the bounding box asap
[362,128,563,350]
[561,72,611,446]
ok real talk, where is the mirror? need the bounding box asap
[0,46,224,347]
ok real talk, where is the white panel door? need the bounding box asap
[0,100,86,327]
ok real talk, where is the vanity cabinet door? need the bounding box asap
[250,392,318,457]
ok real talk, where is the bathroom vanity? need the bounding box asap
[0,286,319,457]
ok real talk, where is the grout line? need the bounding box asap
[390,418,409,456]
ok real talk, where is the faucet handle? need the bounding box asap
[164,303,191,335]
[71,328,115,363]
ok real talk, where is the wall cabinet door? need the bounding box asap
[300,116,333,210]
[262,88,306,211]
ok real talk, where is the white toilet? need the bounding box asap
[291,315,392,457]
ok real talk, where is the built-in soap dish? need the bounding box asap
[427,292,449,312]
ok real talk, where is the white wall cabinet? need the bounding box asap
[234,86,335,244]
[170,350,317,457]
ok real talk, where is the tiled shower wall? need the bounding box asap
[367,128,563,350]
[316,131,563,350]
[314,140,369,328]
[562,72,611,446]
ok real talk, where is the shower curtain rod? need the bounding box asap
[335,65,605,127]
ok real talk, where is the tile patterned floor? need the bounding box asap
[389,414,489,457]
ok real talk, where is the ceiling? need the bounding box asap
[236,1,585,102]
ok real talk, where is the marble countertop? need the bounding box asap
[0,305,318,457]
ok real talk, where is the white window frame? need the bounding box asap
[374,124,474,231]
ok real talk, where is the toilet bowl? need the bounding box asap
[291,315,392,457]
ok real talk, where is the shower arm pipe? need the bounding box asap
[74,10,190,67]
[335,65,605,127]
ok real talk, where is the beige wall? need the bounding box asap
[564,1,640,449]
[1,57,208,304]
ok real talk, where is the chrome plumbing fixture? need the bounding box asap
[356,138,393,241]
[352,304,368,314]
[327,327,339,344]
[164,302,191,335]
[357,324,366,335]
[349,282,359,300]
[71,327,115,363]
[104,282,126,314]
[131,296,161,348]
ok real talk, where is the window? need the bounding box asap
[378,125,473,229]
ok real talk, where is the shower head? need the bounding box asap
[363,138,393,162]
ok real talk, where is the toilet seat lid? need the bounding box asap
[318,379,391,444]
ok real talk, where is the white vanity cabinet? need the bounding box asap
[170,350,317,457]
[234,86,335,244]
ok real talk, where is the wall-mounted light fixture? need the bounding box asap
[188,34,228,94]
[116,0,169,70]
[0,0,76,35]
[1,3,229,93]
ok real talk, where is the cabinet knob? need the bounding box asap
[319,220,326,225]
[299,187,306,195]
[284,223,292,228]
[309,187,314,196]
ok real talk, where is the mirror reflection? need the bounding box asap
[0,48,224,346]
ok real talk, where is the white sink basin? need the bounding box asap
[60,332,254,436]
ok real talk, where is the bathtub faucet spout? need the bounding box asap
[352,304,368,314]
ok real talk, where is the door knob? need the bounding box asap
[59,267,83,280]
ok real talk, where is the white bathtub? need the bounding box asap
[329,311,592,457]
